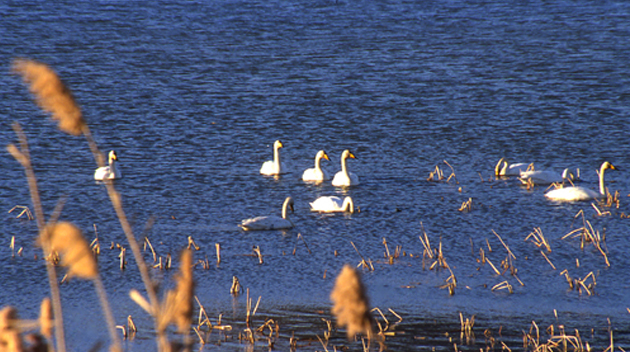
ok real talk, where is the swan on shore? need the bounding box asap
[260,140,285,176]
[545,162,617,201]
[240,196,295,230]
[94,150,122,180]
[310,196,354,213]
[302,150,330,183]
[332,150,360,187]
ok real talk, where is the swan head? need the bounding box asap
[343,196,355,213]
[495,158,507,176]
[561,168,575,181]
[601,161,617,172]
[317,150,329,162]
[274,140,283,150]
[108,150,118,162]
[281,196,294,219]
[342,150,357,160]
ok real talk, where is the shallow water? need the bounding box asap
[1,0,630,350]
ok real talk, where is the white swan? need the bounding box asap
[310,196,354,213]
[94,150,122,180]
[519,168,574,185]
[332,150,360,187]
[240,197,294,230]
[495,158,531,177]
[260,140,284,176]
[302,150,330,183]
[545,162,617,201]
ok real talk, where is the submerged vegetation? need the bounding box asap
[3,59,629,352]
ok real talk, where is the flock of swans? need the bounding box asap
[241,140,359,231]
[495,158,618,202]
[92,145,619,231]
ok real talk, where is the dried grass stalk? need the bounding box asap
[330,265,373,340]
[43,222,98,279]
[39,298,53,339]
[159,249,195,334]
[12,59,85,136]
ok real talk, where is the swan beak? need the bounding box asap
[349,152,356,159]
[276,140,283,149]
[289,203,295,213]
[323,153,330,161]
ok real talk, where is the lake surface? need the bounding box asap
[1,0,630,351]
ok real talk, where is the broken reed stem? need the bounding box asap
[8,123,66,352]
[492,230,515,259]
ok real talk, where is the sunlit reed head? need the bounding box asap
[42,222,98,279]
[12,58,86,136]
[330,265,373,340]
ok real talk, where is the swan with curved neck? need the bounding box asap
[495,158,530,177]
[519,168,574,185]
[240,196,295,230]
[332,150,360,187]
[302,150,330,183]
[260,140,284,176]
[94,150,122,180]
[545,162,617,201]
[310,196,354,213]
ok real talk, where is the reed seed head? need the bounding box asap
[12,58,85,136]
[330,265,373,340]
[43,222,98,279]
[39,298,53,339]
[158,249,195,334]
[0,306,23,352]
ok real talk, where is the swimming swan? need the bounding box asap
[332,150,360,187]
[240,196,294,230]
[495,158,531,177]
[519,168,574,185]
[260,140,285,175]
[545,162,617,201]
[94,150,122,180]
[310,196,354,213]
[302,150,330,183]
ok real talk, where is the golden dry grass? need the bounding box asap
[12,59,85,136]
[42,222,98,280]
[330,265,373,340]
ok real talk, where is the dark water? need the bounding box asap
[2,0,630,350]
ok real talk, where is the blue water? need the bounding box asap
[2,0,630,351]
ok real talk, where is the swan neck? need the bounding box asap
[341,155,349,176]
[109,157,116,175]
[315,155,322,170]
[273,145,281,169]
[345,197,354,213]
[599,166,607,195]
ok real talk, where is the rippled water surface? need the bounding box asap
[2,0,630,351]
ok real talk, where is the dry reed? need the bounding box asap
[38,298,52,340]
[11,59,86,136]
[330,265,374,340]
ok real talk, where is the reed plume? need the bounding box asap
[42,222,98,279]
[330,265,373,340]
[0,306,23,352]
[38,298,53,340]
[158,249,195,334]
[11,59,85,136]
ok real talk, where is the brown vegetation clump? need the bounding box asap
[12,59,85,136]
[0,306,23,352]
[38,298,53,340]
[158,249,195,334]
[330,265,373,340]
[42,222,98,280]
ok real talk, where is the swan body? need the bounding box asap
[310,196,354,213]
[94,150,122,180]
[240,197,295,230]
[260,140,285,175]
[545,162,617,202]
[495,158,530,177]
[332,150,360,187]
[519,168,573,185]
[302,150,330,183]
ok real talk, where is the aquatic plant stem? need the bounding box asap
[9,123,66,352]
[93,276,123,352]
